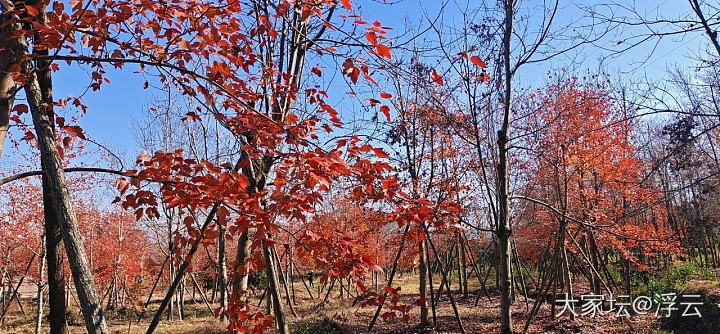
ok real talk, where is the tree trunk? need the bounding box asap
[1,270,5,327]
[217,224,227,320]
[272,248,296,316]
[456,239,463,294]
[460,237,468,298]
[561,243,574,320]
[35,249,47,334]
[0,33,12,160]
[418,239,429,329]
[425,241,437,327]
[20,18,110,334]
[167,258,173,321]
[263,244,288,333]
[289,246,296,304]
[497,1,515,333]
[232,228,255,303]
[36,41,70,334]
[178,278,184,321]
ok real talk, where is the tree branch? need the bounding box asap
[0,167,126,186]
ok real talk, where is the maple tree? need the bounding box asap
[511,76,682,326]
[377,61,473,330]
[2,1,720,333]
[3,0,398,331]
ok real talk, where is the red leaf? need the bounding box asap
[311,67,322,77]
[12,104,28,114]
[376,44,391,60]
[470,55,487,68]
[8,64,21,74]
[343,58,360,84]
[26,5,39,17]
[285,113,299,123]
[365,32,377,46]
[367,98,380,106]
[22,131,35,142]
[116,178,130,195]
[379,92,392,99]
[62,125,86,140]
[380,105,391,121]
[349,68,359,84]
[373,147,389,158]
[431,70,444,86]
[340,0,352,10]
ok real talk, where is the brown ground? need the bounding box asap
[1,272,712,333]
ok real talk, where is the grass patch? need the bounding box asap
[637,262,716,297]
[292,318,350,334]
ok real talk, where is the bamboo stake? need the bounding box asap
[189,273,214,314]
[0,250,37,321]
[367,225,410,331]
[421,224,466,334]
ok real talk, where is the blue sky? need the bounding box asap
[1,0,713,173]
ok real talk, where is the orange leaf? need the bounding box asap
[470,55,486,68]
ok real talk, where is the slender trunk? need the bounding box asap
[368,225,410,331]
[561,243,574,320]
[418,239,429,328]
[289,246,296,304]
[263,244,288,333]
[456,238,463,295]
[145,203,221,334]
[0,22,12,159]
[460,237,468,298]
[1,271,5,327]
[35,249,47,334]
[1,250,37,321]
[189,273,214,314]
[178,278,184,321]
[422,225,466,334]
[425,241,437,327]
[498,1,515,332]
[272,247,296,317]
[217,224,227,321]
[136,255,168,324]
[167,257,173,320]
[588,232,601,294]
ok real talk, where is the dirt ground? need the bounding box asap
[1,272,712,333]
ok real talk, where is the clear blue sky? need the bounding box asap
[1,0,712,173]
